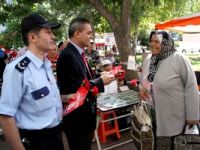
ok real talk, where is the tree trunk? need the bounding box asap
[131,35,138,56]
[89,0,138,80]
[114,29,131,64]
[89,0,132,62]
[114,28,138,81]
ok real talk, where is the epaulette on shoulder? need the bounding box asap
[15,57,30,73]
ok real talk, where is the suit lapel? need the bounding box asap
[68,43,87,78]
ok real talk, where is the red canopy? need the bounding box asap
[155,12,200,32]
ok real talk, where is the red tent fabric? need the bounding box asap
[155,12,200,32]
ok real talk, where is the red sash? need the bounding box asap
[63,79,90,116]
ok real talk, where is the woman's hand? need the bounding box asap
[138,86,150,101]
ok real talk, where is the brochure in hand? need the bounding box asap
[63,79,90,116]
[63,79,99,115]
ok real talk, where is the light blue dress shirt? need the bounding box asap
[70,41,83,54]
[0,50,63,130]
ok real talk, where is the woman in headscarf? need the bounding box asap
[139,30,199,149]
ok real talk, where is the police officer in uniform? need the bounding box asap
[0,14,64,150]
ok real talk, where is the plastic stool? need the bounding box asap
[97,110,121,143]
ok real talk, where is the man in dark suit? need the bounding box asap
[56,17,114,150]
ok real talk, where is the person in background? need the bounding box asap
[56,17,114,150]
[16,46,27,58]
[100,59,141,91]
[47,47,58,74]
[100,59,118,95]
[0,48,7,95]
[0,13,64,150]
[9,48,18,62]
[85,39,99,66]
[139,30,199,149]
[57,41,63,55]
[111,45,118,56]
[57,40,68,55]
[195,71,200,91]
[105,49,115,65]
[85,39,101,76]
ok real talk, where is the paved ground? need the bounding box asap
[92,131,137,150]
[0,131,137,150]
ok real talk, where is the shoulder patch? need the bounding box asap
[15,57,30,73]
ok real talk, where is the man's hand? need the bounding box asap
[100,73,115,85]
[61,94,75,103]
[138,86,150,101]
[0,115,25,150]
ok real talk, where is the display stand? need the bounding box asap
[95,90,140,150]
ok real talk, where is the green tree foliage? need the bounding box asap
[1,0,200,52]
[0,0,66,48]
[0,0,41,48]
[137,0,200,47]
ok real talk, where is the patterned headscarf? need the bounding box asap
[147,31,176,82]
